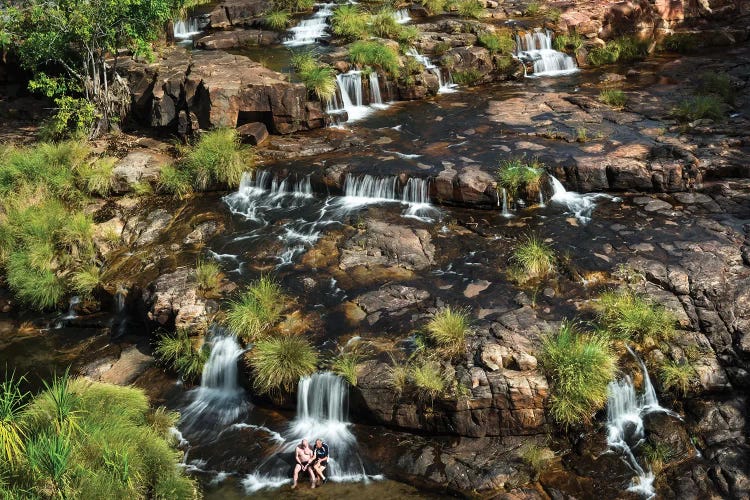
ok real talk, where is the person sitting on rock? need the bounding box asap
[311,438,329,485]
[292,439,316,489]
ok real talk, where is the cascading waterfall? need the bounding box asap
[173,18,202,40]
[368,72,385,107]
[393,9,411,24]
[406,48,457,93]
[180,332,248,436]
[243,373,375,492]
[549,175,619,223]
[326,71,373,122]
[515,30,578,77]
[53,296,80,328]
[606,347,675,498]
[402,177,440,221]
[501,188,512,217]
[284,3,335,46]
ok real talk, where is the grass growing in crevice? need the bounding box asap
[595,288,676,345]
[184,128,252,190]
[410,360,445,401]
[264,10,291,31]
[696,72,735,105]
[660,33,701,54]
[641,442,675,474]
[425,306,470,358]
[157,163,194,198]
[290,50,338,101]
[553,32,583,53]
[452,69,482,86]
[421,0,447,14]
[196,259,222,294]
[587,36,649,66]
[496,157,544,200]
[456,0,484,18]
[510,234,556,282]
[388,361,410,395]
[247,335,319,395]
[330,348,362,386]
[672,95,726,122]
[520,443,555,476]
[477,31,515,54]
[348,41,400,77]
[154,328,209,381]
[331,4,370,41]
[540,321,616,427]
[599,89,626,108]
[659,359,696,396]
[225,276,287,342]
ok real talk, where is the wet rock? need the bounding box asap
[111,151,171,194]
[194,29,280,50]
[122,209,173,247]
[339,221,435,271]
[643,412,695,462]
[183,220,225,245]
[464,279,490,298]
[143,267,214,333]
[98,344,156,386]
[353,285,430,325]
[236,121,269,146]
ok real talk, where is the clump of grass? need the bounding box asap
[370,8,401,39]
[330,350,362,386]
[184,128,252,190]
[433,41,452,56]
[457,0,484,18]
[225,276,286,342]
[497,157,544,199]
[696,72,735,104]
[0,371,28,466]
[659,359,696,396]
[478,31,515,54]
[388,361,410,395]
[195,259,222,294]
[348,41,400,77]
[300,65,338,101]
[520,443,555,476]
[587,36,648,66]
[396,24,421,45]
[547,7,562,22]
[641,442,674,474]
[599,89,626,108]
[290,51,318,74]
[660,33,701,54]
[524,1,541,16]
[154,329,209,381]
[157,164,194,198]
[576,126,588,142]
[595,288,676,344]
[672,95,726,122]
[422,0,447,14]
[410,360,445,401]
[247,335,319,395]
[71,264,102,297]
[510,235,556,282]
[6,252,65,310]
[77,156,115,196]
[553,32,583,52]
[331,4,370,41]
[425,306,470,358]
[539,321,616,427]
[264,10,290,31]
[452,69,482,86]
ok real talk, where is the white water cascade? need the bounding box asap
[53,296,81,329]
[328,71,372,122]
[284,3,335,46]
[501,188,512,217]
[180,332,248,435]
[173,18,203,40]
[337,174,439,221]
[549,175,619,223]
[515,30,578,77]
[406,48,457,93]
[606,347,676,498]
[368,71,385,107]
[393,8,411,24]
[243,373,376,492]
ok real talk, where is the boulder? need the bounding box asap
[339,220,436,271]
[111,151,171,193]
[143,267,216,333]
[353,285,430,325]
[236,121,269,145]
[194,29,280,50]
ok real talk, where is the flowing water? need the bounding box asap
[174,18,203,40]
[393,9,411,24]
[406,48,457,93]
[284,3,335,46]
[549,175,620,223]
[515,30,578,77]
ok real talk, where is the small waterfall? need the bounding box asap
[538,189,546,207]
[406,48,457,93]
[284,3,335,46]
[501,188,512,217]
[368,72,384,107]
[606,347,675,499]
[111,287,128,338]
[515,30,578,77]
[326,71,373,122]
[549,175,619,223]
[173,18,202,40]
[243,373,374,491]
[343,174,398,201]
[402,177,440,221]
[226,170,313,221]
[181,332,248,435]
[393,9,411,24]
[53,296,81,328]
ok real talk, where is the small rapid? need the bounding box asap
[174,17,203,40]
[284,3,335,46]
[406,48,457,93]
[515,30,578,77]
[549,175,620,223]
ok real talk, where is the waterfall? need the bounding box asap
[393,9,411,24]
[538,189,546,207]
[549,175,619,223]
[242,373,375,492]
[368,72,384,107]
[173,18,202,40]
[180,332,248,435]
[343,174,398,201]
[111,287,128,338]
[501,188,512,217]
[406,48,457,93]
[326,71,373,122]
[606,348,676,499]
[402,177,440,221]
[515,30,578,77]
[284,3,335,46]
[53,296,80,328]
[225,170,314,222]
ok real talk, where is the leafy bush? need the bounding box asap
[511,235,556,281]
[587,36,648,66]
[672,95,726,122]
[553,32,583,52]
[331,4,370,41]
[456,0,484,18]
[348,41,400,77]
[225,276,286,342]
[157,164,194,198]
[595,288,676,344]
[659,359,696,396]
[599,89,626,108]
[410,360,445,401]
[154,329,209,381]
[452,69,482,86]
[184,128,252,189]
[478,31,515,54]
[38,96,98,141]
[196,259,222,294]
[247,335,319,395]
[264,10,290,31]
[540,321,616,427]
[497,158,544,199]
[425,306,470,358]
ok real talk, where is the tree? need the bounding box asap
[0,0,188,137]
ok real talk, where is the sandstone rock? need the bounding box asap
[143,267,215,333]
[122,209,173,247]
[354,285,430,325]
[183,220,225,245]
[236,121,269,145]
[340,220,435,271]
[481,342,510,371]
[194,29,280,50]
[111,151,171,193]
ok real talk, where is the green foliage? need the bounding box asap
[154,329,209,382]
[452,69,482,86]
[511,235,556,281]
[157,164,194,198]
[496,157,544,199]
[672,95,726,122]
[422,0,447,14]
[478,32,515,54]
[456,0,484,18]
[274,0,315,13]
[371,8,400,39]
[433,41,452,56]
[540,321,616,427]
[330,350,362,386]
[660,33,701,54]
[6,252,65,310]
[39,97,98,141]
[553,32,583,52]
[396,25,421,45]
[290,51,318,74]
[225,276,286,342]
[641,442,674,474]
[595,288,676,344]
[587,36,648,66]
[264,10,291,31]
[184,128,252,189]
[425,307,470,358]
[0,371,28,466]
[25,431,72,495]
[388,362,410,395]
[71,265,102,298]
[247,335,319,395]
[547,8,562,22]
[195,259,221,294]
[520,443,554,475]
[331,4,370,41]
[299,66,338,101]
[576,127,588,142]
[659,359,696,396]
[696,72,735,104]
[349,41,400,77]
[599,89,626,108]
[525,1,541,16]
[410,360,445,401]
[77,156,115,196]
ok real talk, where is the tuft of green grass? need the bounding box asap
[497,158,544,199]
[599,89,626,108]
[456,0,484,18]
[410,360,445,401]
[184,128,253,190]
[576,127,588,142]
[195,259,222,294]
[524,1,541,16]
[478,31,515,54]
[452,69,482,86]
[672,95,726,122]
[587,36,648,66]
[225,276,286,342]
[696,72,734,104]
[388,361,410,395]
[520,443,554,475]
[595,288,676,344]
[370,8,401,39]
[77,156,115,196]
[330,350,362,386]
[0,371,28,466]
[396,25,421,45]
[425,306,470,358]
[331,4,370,41]
[641,442,674,474]
[511,235,556,281]
[157,164,194,198]
[290,51,318,75]
[547,7,562,22]
[660,33,701,54]
[6,252,64,310]
[553,32,583,52]
[422,0,447,14]
[659,359,696,396]
[247,335,319,395]
[299,65,338,101]
[71,264,102,297]
[540,321,616,427]
[154,329,209,382]
[348,41,400,77]
[264,10,290,31]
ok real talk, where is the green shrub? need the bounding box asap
[290,51,318,74]
[247,335,319,395]
[6,252,64,310]
[184,128,252,189]
[264,10,290,31]
[425,306,470,358]
[154,329,209,381]
[587,36,648,66]
[349,41,400,77]
[77,156,115,196]
[38,96,98,141]
[660,33,701,54]
[696,72,735,104]
[422,0,447,14]
[330,350,362,386]
[520,443,554,475]
[225,276,286,342]
[157,164,194,198]
[299,65,338,101]
[396,24,421,45]
[497,158,544,199]
[71,265,101,297]
[456,0,484,18]
[673,95,726,122]
[0,371,28,466]
[524,0,541,16]
[599,89,626,108]
[659,359,696,396]
[540,321,616,427]
[595,288,676,344]
[195,259,221,294]
[511,235,556,281]
[331,4,370,41]
[452,69,482,86]
[478,32,515,54]
[410,360,445,401]
[371,8,401,39]
[553,32,583,52]
[388,362,410,395]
